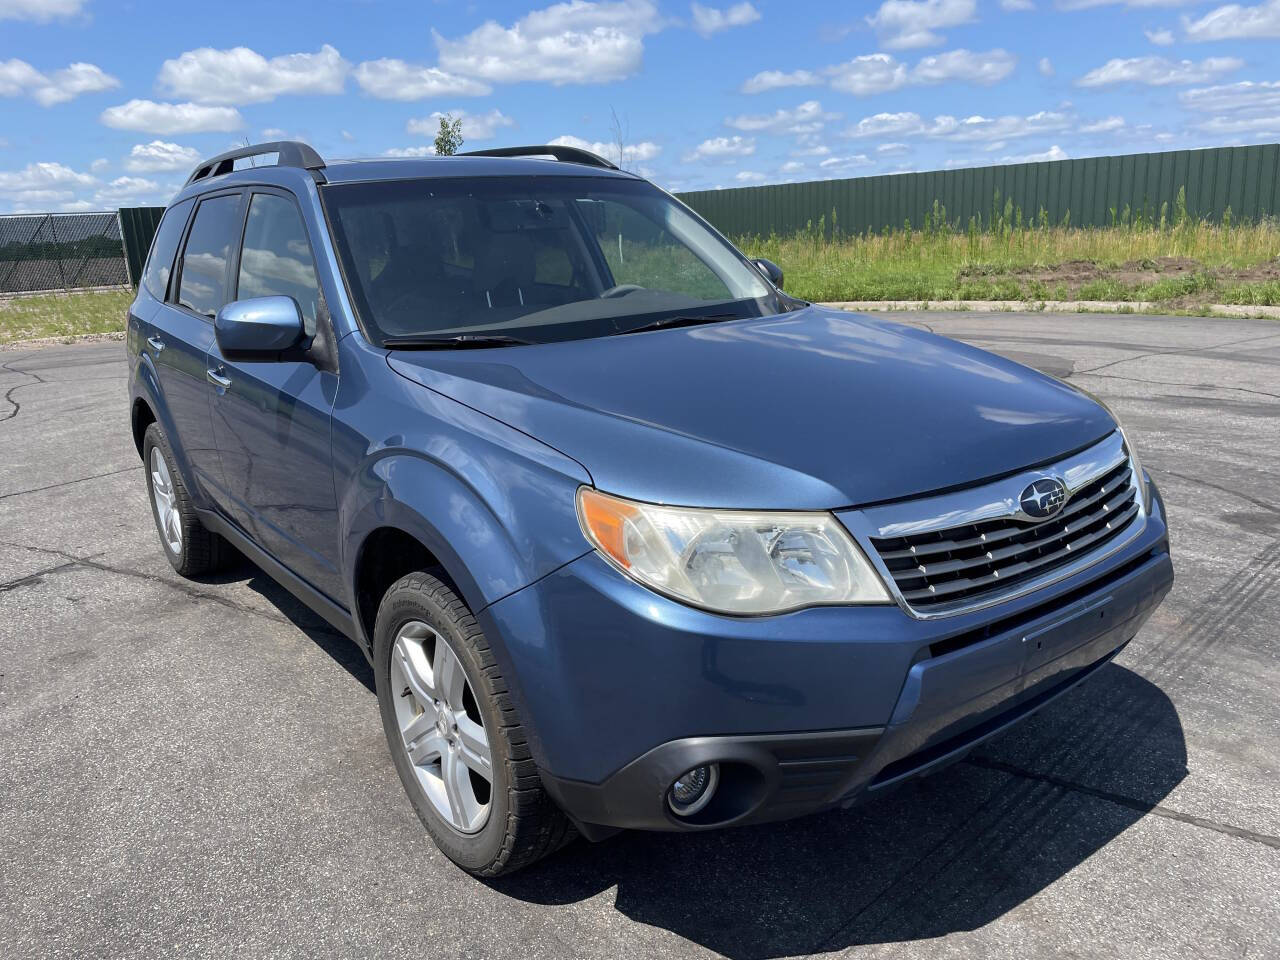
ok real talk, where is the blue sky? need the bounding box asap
[1,0,1278,212]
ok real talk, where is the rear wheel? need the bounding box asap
[373,571,576,875]
[142,422,231,577]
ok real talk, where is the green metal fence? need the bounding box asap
[118,206,165,288]
[675,144,1280,239]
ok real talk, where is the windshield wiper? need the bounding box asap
[382,334,535,350]
[615,313,741,337]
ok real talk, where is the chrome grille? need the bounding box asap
[869,453,1140,614]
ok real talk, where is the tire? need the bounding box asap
[373,571,576,876]
[142,422,232,578]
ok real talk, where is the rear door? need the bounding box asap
[207,188,341,597]
[149,191,244,500]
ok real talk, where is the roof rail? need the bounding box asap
[458,144,619,171]
[186,141,326,185]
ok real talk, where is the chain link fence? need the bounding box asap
[0,212,130,295]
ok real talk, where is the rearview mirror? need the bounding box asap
[752,257,784,290]
[214,296,304,362]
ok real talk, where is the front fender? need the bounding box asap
[334,335,595,647]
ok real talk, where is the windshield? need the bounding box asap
[320,175,778,345]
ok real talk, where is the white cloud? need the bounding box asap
[912,48,1018,85]
[125,140,202,173]
[684,135,756,161]
[434,0,666,86]
[790,142,832,157]
[1179,80,1280,114]
[549,133,661,168]
[1058,0,1199,8]
[825,48,1016,96]
[818,154,873,171]
[1182,0,1280,41]
[1078,55,1241,86]
[1080,115,1126,132]
[0,0,85,21]
[845,109,1070,143]
[1145,27,1175,44]
[866,0,976,49]
[1001,0,1035,8]
[408,108,515,141]
[740,69,820,94]
[100,100,243,134]
[825,54,909,95]
[734,169,765,182]
[0,59,119,106]
[158,45,349,105]
[877,142,910,153]
[1192,114,1280,136]
[779,160,805,172]
[0,161,95,195]
[383,146,437,157]
[997,144,1069,163]
[94,176,161,205]
[1037,58,1054,77]
[726,100,838,136]
[690,2,760,36]
[353,59,491,100]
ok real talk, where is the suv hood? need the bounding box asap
[387,307,1114,510]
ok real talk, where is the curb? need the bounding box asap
[821,300,1280,320]
[0,330,125,351]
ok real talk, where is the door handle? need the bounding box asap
[146,336,165,354]
[207,366,232,389]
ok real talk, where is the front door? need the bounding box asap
[208,189,341,598]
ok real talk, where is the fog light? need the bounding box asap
[667,763,719,817]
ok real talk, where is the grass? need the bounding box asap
[0,288,132,345]
[736,216,1280,307]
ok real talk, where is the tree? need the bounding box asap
[434,114,464,156]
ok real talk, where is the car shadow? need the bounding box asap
[486,663,1186,959]
[195,555,375,693]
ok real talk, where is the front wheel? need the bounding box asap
[373,572,575,875]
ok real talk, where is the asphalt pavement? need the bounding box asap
[1,312,1277,960]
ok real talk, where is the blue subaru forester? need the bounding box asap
[127,141,1173,876]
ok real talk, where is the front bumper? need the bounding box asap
[479,482,1173,835]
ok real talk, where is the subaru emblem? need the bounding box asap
[1019,478,1067,520]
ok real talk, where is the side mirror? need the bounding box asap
[214,296,304,362]
[752,257,784,290]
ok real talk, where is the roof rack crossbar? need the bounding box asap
[185,141,326,185]
[458,144,619,170]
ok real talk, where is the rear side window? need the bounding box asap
[141,199,193,301]
[236,193,321,336]
[178,194,242,318]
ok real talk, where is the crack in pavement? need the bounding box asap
[1074,370,1280,402]
[0,465,141,501]
[0,355,46,423]
[1159,469,1280,516]
[0,539,342,635]
[964,755,1280,851]
[1074,332,1280,375]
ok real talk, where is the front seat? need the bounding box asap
[475,232,536,310]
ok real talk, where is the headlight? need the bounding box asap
[576,488,890,615]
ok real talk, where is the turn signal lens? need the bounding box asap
[576,487,891,615]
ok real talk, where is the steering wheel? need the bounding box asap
[600,284,644,299]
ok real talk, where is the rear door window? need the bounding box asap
[141,198,193,301]
[177,194,242,318]
[235,192,322,337]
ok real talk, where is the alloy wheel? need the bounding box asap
[150,447,182,555]
[390,620,493,834]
